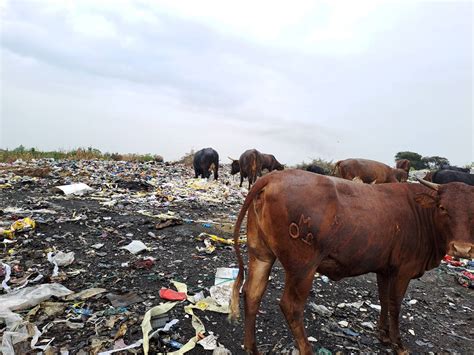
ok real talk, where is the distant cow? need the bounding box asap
[230,170,474,354]
[335,158,407,183]
[230,149,263,188]
[430,169,474,186]
[261,153,284,173]
[305,164,327,175]
[395,159,410,173]
[440,164,470,173]
[193,148,219,180]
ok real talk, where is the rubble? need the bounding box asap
[0,159,472,353]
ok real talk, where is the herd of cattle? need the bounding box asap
[192,147,473,354]
[192,147,474,187]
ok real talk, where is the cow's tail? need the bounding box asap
[332,161,342,176]
[250,159,257,184]
[229,176,270,322]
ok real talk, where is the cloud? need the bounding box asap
[1,0,472,165]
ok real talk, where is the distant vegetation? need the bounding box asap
[177,149,195,166]
[394,151,472,170]
[0,145,163,163]
[295,158,335,174]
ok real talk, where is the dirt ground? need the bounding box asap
[0,160,473,354]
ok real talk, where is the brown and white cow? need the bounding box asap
[230,170,473,354]
[335,158,408,183]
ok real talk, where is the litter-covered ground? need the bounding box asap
[1,159,473,354]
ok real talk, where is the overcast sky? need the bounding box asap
[0,0,472,165]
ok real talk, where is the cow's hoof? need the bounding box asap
[243,344,260,355]
[377,329,390,344]
[395,346,409,355]
[392,341,409,355]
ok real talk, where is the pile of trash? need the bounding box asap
[442,255,474,289]
[0,159,247,354]
[1,159,473,354]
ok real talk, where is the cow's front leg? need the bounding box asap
[388,275,411,354]
[376,273,390,344]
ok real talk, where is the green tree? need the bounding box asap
[13,145,26,152]
[422,156,450,169]
[394,151,426,170]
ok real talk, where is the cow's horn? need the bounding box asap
[228,156,236,161]
[417,177,439,191]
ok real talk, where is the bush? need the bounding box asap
[110,153,123,161]
[0,147,164,163]
[178,150,195,166]
[295,158,335,174]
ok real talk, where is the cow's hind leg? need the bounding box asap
[376,273,390,344]
[243,253,275,354]
[279,269,316,355]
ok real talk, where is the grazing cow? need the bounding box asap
[439,164,470,173]
[230,149,264,188]
[395,159,410,173]
[335,158,407,183]
[431,169,474,186]
[305,164,327,175]
[230,170,473,354]
[193,148,219,180]
[261,153,284,173]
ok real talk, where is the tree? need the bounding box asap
[394,151,426,170]
[13,145,26,152]
[422,156,450,169]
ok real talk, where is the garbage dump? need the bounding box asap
[0,158,472,354]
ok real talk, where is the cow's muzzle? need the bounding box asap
[448,242,474,259]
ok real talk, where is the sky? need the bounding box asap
[0,0,472,166]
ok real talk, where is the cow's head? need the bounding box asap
[416,178,474,258]
[229,158,240,175]
[275,161,285,171]
[394,168,408,182]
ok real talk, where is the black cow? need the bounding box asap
[193,148,219,180]
[440,164,470,173]
[230,149,263,188]
[261,153,284,173]
[305,164,327,175]
[431,169,474,186]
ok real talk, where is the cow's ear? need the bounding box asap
[414,193,438,208]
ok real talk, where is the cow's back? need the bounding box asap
[240,149,262,176]
[337,158,392,183]
[432,169,474,186]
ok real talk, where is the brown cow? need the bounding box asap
[261,153,284,173]
[335,158,407,183]
[395,159,411,173]
[230,170,473,354]
[423,171,433,181]
[230,149,263,188]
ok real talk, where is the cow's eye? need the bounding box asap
[439,205,448,214]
